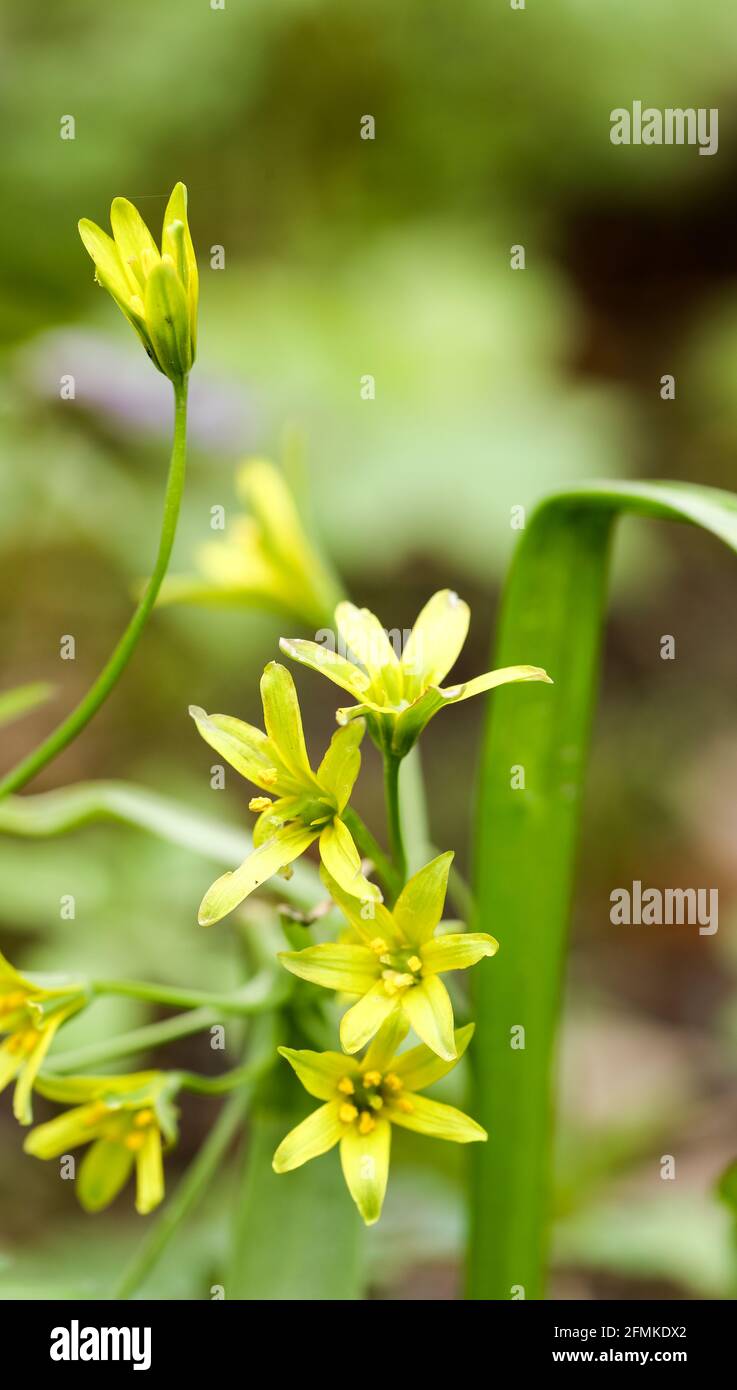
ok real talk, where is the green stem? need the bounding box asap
[341,806,401,902]
[91,970,289,1016]
[0,376,189,799]
[383,750,407,887]
[43,1005,216,1074]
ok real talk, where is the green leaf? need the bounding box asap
[228,1104,363,1299]
[469,481,737,1300]
[0,682,54,728]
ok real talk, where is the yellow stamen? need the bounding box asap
[368,1095,384,1111]
[384,1073,402,1092]
[0,991,27,1015]
[362,1071,382,1088]
[84,1101,109,1126]
[125,1131,145,1151]
[337,1077,355,1095]
[249,797,272,812]
[396,1097,414,1114]
[261,768,279,787]
[358,1112,376,1135]
[134,1109,155,1128]
[407,955,422,973]
[381,969,414,992]
[369,938,388,955]
[339,1103,358,1124]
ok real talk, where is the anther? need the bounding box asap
[339,1103,358,1124]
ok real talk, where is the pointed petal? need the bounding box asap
[393,1022,475,1092]
[335,603,400,699]
[162,181,198,347]
[110,197,159,277]
[440,664,553,703]
[362,1011,410,1073]
[278,944,379,994]
[319,865,399,947]
[260,662,316,786]
[388,1094,486,1143]
[278,1046,358,1101]
[340,982,398,1054]
[135,1127,165,1214]
[340,1116,391,1225]
[317,721,364,811]
[393,852,453,945]
[278,637,370,699]
[0,948,33,993]
[319,819,381,902]
[198,825,318,925]
[0,1039,24,1093]
[24,1104,102,1160]
[13,1018,62,1125]
[78,218,133,302]
[401,589,470,690]
[188,704,290,792]
[272,1101,343,1172]
[77,1138,134,1213]
[401,977,456,1060]
[420,932,498,975]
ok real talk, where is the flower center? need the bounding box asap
[371,945,423,995]
[337,1070,413,1132]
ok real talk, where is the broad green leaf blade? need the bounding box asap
[469,480,737,1301]
[0,682,54,728]
[0,779,320,910]
[228,1105,363,1299]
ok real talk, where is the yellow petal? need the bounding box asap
[340,982,398,1054]
[278,1046,359,1101]
[393,852,453,946]
[13,1017,62,1125]
[77,1138,135,1213]
[24,1103,104,1160]
[260,662,317,787]
[393,1022,475,1092]
[78,218,134,303]
[441,664,553,703]
[400,977,456,1060]
[388,1093,486,1143]
[144,258,192,379]
[198,825,318,925]
[319,865,400,947]
[161,182,198,350]
[135,1126,165,1214]
[316,721,364,812]
[319,819,381,903]
[362,1012,410,1073]
[188,704,290,793]
[279,638,370,699]
[335,602,400,697]
[272,1101,344,1172]
[420,932,498,975]
[401,589,470,692]
[278,944,379,994]
[110,197,159,282]
[340,1115,391,1225]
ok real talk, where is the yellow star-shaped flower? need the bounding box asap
[0,950,87,1124]
[273,1015,486,1226]
[279,851,497,1060]
[281,588,551,756]
[190,662,381,925]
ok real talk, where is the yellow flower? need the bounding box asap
[78,182,198,381]
[273,1015,486,1226]
[280,852,497,1060]
[160,459,342,628]
[0,950,87,1124]
[281,588,552,756]
[190,662,381,925]
[24,1071,178,1215]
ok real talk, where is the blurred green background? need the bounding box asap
[2,0,737,1298]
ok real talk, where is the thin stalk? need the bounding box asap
[383,750,407,887]
[0,376,189,798]
[91,970,288,1016]
[341,806,401,902]
[43,1006,216,1074]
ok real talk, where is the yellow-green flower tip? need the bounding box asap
[78,182,198,382]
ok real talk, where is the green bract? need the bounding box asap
[79,182,198,381]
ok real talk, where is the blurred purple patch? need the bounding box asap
[20,329,257,452]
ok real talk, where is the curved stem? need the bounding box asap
[341,806,401,902]
[0,376,189,799]
[91,970,289,1016]
[43,1005,216,1074]
[383,750,407,889]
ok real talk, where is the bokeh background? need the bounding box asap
[2,0,737,1298]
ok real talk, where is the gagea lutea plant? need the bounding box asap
[4,182,737,1299]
